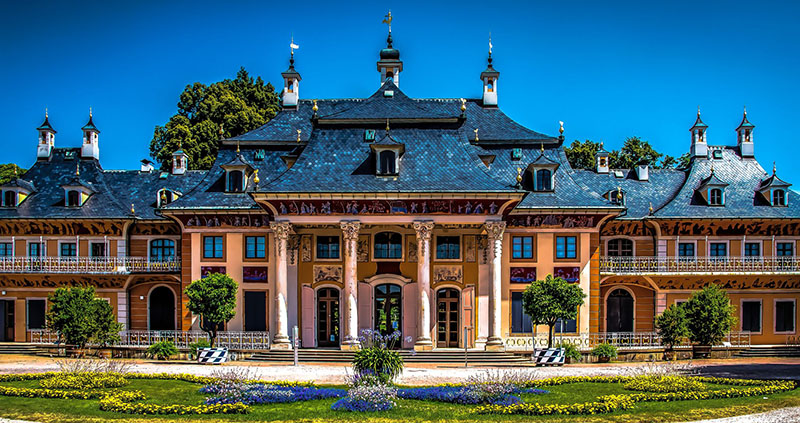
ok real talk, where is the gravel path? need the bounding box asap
[684,406,800,422]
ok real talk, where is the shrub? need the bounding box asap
[189,339,211,359]
[556,342,581,362]
[623,375,706,393]
[684,284,737,346]
[591,343,618,359]
[352,329,404,384]
[146,341,178,360]
[331,383,397,412]
[522,275,586,347]
[40,372,128,389]
[656,303,689,349]
[46,287,123,348]
[185,273,238,347]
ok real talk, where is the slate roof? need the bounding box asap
[1,178,36,192]
[573,168,687,218]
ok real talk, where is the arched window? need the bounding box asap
[67,190,80,207]
[709,188,723,206]
[374,232,402,259]
[535,169,552,191]
[773,189,786,206]
[379,150,396,175]
[607,239,634,257]
[227,170,243,192]
[150,239,176,261]
[3,191,15,207]
[487,78,494,92]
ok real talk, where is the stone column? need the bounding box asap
[413,221,435,350]
[340,221,361,349]
[484,220,506,350]
[270,221,292,349]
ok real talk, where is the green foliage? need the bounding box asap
[189,339,211,360]
[184,273,238,347]
[556,342,582,362]
[46,287,123,348]
[564,140,602,170]
[0,163,26,185]
[521,274,586,347]
[684,284,737,346]
[352,348,404,384]
[149,68,280,171]
[564,137,690,170]
[656,303,690,349]
[146,341,179,361]
[591,343,618,358]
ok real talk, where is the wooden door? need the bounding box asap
[317,288,340,347]
[436,288,459,348]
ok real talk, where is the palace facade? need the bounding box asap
[1,31,798,350]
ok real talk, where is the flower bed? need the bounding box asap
[40,372,129,389]
[623,375,706,393]
[202,383,345,405]
[331,383,398,412]
[397,386,547,405]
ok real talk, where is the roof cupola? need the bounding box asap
[281,38,301,108]
[377,11,403,86]
[736,106,755,158]
[690,107,708,158]
[36,109,56,159]
[480,36,500,106]
[80,108,100,160]
[596,142,610,173]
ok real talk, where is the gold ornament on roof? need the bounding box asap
[75,162,80,176]
[385,119,390,134]
[382,10,393,32]
[45,108,48,118]
[617,186,623,200]
[474,128,479,141]
[559,120,564,135]
[312,99,318,112]
[649,202,654,215]
[516,167,523,183]
[297,129,302,142]
[160,190,167,203]
[460,98,466,112]
[540,143,544,153]
[130,203,135,214]
[254,169,260,184]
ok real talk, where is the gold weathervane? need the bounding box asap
[382,10,393,32]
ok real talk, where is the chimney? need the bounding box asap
[636,162,649,181]
[140,159,154,173]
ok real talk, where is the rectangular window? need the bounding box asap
[245,236,266,259]
[744,242,761,257]
[90,242,106,257]
[0,242,11,257]
[316,236,340,259]
[741,301,762,332]
[709,242,727,257]
[512,236,534,259]
[776,300,796,333]
[556,236,577,259]
[554,317,577,333]
[28,243,42,257]
[203,236,223,259]
[27,299,46,330]
[511,292,532,333]
[777,242,794,257]
[435,236,460,260]
[60,242,77,257]
[678,243,695,257]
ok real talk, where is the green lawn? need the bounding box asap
[0,378,798,423]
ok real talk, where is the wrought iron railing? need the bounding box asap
[600,256,800,275]
[504,331,751,351]
[27,329,271,350]
[0,256,180,274]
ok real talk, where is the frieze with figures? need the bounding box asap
[601,221,652,237]
[268,199,507,216]
[603,275,800,291]
[0,220,125,236]
[507,214,605,229]
[0,274,127,289]
[130,222,180,236]
[656,220,800,237]
[179,214,270,228]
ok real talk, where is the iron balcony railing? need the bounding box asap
[0,256,180,274]
[28,329,272,350]
[504,331,752,351]
[600,256,800,275]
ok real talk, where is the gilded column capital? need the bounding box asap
[269,221,293,241]
[484,220,506,241]
[340,220,361,241]
[412,221,435,242]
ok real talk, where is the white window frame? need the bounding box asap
[739,299,763,335]
[26,240,45,257]
[676,240,697,257]
[774,239,796,257]
[707,240,730,257]
[774,298,796,335]
[89,241,107,258]
[742,240,763,257]
[57,240,78,257]
[605,237,636,257]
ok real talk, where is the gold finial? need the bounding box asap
[559,120,564,135]
[386,119,390,134]
[460,98,466,112]
[773,162,777,175]
[75,162,80,176]
[89,107,92,117]
[649,202,654,215]
[254,169,260,184]
[697,105,701,117]
[382,10,393,32]
[312,99,318,112]
[744,105,747,116]
[45,108,48,118]
[130,203,135,214]
[160,190,167,203]
[236,140,240,153]
[296,129,302,142]
[541,143,545,153]
[710,165,715,174]
[488,32,493,55]
[473,128,479,141]
[617,186,623,200]
[516,167,523,183]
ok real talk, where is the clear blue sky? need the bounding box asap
[2,0,799,180]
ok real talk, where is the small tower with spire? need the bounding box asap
[480,35,500,106]
[281,37,302,108]
[36,109,56,159]
[81,108,100,160]
[377,11,403,86]
[596,142,610,173]
[736,107,755,158]
[172,142,189,175]
[690,107,709,158]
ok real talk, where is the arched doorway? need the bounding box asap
[606,288,634,332]
[436,288,459,348]
[374,284,402,342]
[317,287,340,347]
[149,286,175,331]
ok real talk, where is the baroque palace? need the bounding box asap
[1,29,798,351]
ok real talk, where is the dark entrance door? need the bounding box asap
[317,288,340,347]
[374,284,402,344]
[0,300,14,342]
[244,291,267,332]
[149,287,175,331]
[437,288,459,348]
[606,289,634,332]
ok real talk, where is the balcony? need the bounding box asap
[0,256,180,274]
[600,256,800,275]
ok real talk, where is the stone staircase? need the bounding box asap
[735,346,800,358]
[245,349,530,365]
[0,343,42,355]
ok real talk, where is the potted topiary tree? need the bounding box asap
[46,286,122,357]
[184,273,238,364]
[522,274,586,364]
[591,342,618,363]
[655,303,689,361]
[684,284,737,359]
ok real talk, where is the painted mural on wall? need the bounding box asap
[653,275,800,290]
[242,266,268,282]
[301,235,312,262]
[656,220,800,237]
[357,235,369,262]
[601,221,652,237]
[433,265,463,284]
[0,274,127,288]
[507,214,603,229]
[201,266,226,278]
[269,199,505,216]
[464,235,476,262]
[180,214,270,228]
[130,223,180,236]
[407,236,418,263]
[314,265,343,283]
[510,267,537,284]
[0,220,125,236]
[554,266,580,283]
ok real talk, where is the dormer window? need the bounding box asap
[2,191,16,208]
[606,189,625,205]
[378,150,397,175]
[535,169,552,191]
[227,170,244,192]
[371,131,404,177]
[157,189,181,207]
[525,150,559,192]
[709,188,724,206]
[221,147,254,193]
[773,189,787,206]
[67,190,81,207]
